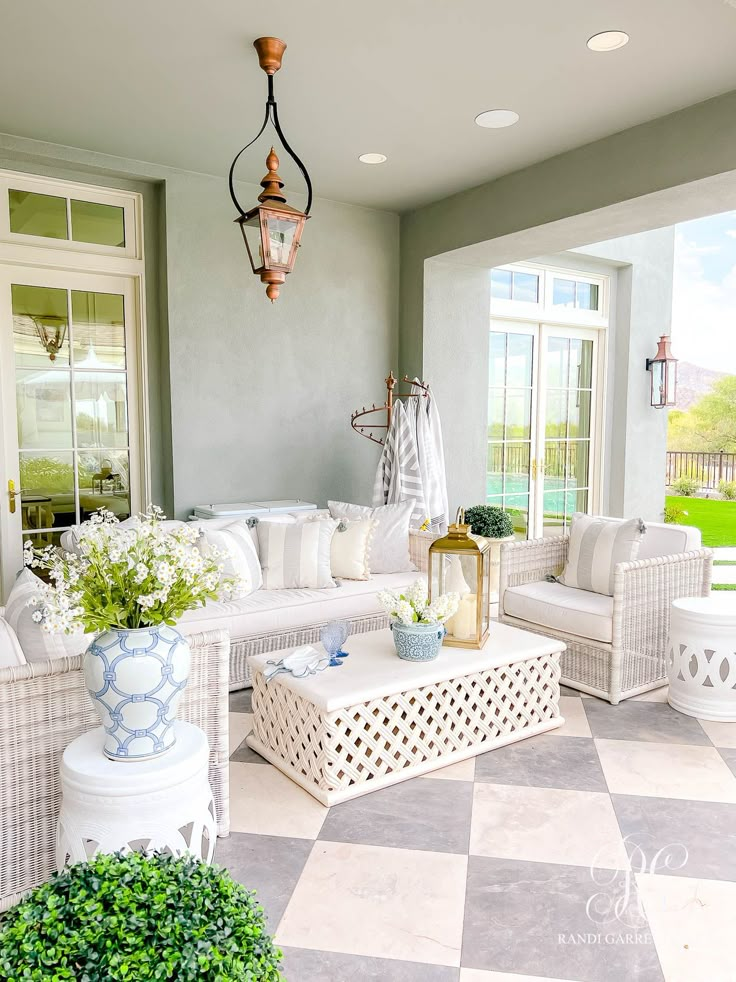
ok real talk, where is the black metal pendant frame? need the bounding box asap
[228,75,313,218]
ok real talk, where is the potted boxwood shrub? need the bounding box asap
[463,505,516,602]
[0,851,283,981]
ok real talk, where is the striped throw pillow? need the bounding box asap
[257,519,338,590]
[558,515,645,596]
[197,522,263,598]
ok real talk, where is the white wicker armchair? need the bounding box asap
[498,522,713,704]
[0,629,230,911]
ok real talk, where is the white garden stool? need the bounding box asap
[56,720,216,869]
[667,596,736,722]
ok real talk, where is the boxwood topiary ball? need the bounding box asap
[0,851,283,981]
[463,505,515,539]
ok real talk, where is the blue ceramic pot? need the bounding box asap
[83,625,191,761]
[391,621,446,662]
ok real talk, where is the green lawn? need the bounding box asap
[665,495,736,548]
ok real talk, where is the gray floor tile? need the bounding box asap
[230,736,269,764]
[462,855,663,980]
[318,776,474,854]
[720,748,736,778]
[229,688,253,714]
[474,734,608,792]
[279,947,459,982]
[214,832,313,931]
[583,700,711,745]
[613,793,736,882]
[561,685,583,698]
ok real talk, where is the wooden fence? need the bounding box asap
[666,451,736,490]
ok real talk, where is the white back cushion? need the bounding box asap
[586,518,702,560]
[258,519,338,590]
[328,500,414,573]
[0,615,25,668]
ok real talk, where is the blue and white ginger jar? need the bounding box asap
[83,625,191,761]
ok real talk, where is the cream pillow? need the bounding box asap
[196,522,263,598]
[4,569,88,663]
[328,501,414,574]
[257,519,338,590]
[304,516,376,580]
[0,614,25,668]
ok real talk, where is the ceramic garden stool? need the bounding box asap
[56,720,216,869]
[667,596,736,722]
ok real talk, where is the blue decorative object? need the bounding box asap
[320,621,346,667]
[391,622,446,662]
[336,619,351,658]
[83,626,191,761]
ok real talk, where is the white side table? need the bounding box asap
[667,596,736,722]
[56,720,216,869]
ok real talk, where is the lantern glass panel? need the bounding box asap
[239,215,265,273]
[651,361,665,407]
[429,547,491,647]
[265,213,299,268]
[666,360,677,406]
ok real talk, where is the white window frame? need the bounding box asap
[0,171,143,261]
[490,262,609,329]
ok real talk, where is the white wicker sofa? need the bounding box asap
[498,520,713,704]
[0,629,230,912]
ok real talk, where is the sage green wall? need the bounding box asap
[0,134,399,518]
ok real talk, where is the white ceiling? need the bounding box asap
[2,0,736,212]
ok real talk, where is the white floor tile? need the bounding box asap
[547,697,592,738]
[595,739,736,803]
[460,971,575,981]
[637,873,736,982]
[630,685,670,703]
[470,783,628,870]
[229,761,328,839]
[229,712,252,754]
[698,718,736,748]
[423,757,476,781]
[277,840,467,966]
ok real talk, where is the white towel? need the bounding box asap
[373,400,427,524]
[412,379,448,534]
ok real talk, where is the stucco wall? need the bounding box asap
[0,134,399,517]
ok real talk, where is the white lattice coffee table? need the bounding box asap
[247,623,565,805]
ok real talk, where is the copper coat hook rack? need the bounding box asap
[350,371,430,446]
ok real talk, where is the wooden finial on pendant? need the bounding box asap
[258,148,287,203]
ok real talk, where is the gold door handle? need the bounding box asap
[531,460,537,481]
[8,480,29,514]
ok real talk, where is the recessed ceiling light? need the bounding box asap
[587,30,630,51]
[474,109,520,129]
[359,153,387,164]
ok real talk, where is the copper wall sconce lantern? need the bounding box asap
[228,37,312,302]
[646,334,678,408]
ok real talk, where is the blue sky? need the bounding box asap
[672,211,736,373]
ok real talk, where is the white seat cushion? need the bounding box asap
[179,572,415,641]
[503,580,614,643]
[0,614,25,668]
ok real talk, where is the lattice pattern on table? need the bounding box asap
[252,653,561,793]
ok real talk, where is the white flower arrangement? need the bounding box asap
[377,579,459,626]
[24,506,241,635]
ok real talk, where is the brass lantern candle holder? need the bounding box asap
[428,509,492,649]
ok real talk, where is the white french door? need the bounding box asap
[488,320,604,539]
[0,264,142,595]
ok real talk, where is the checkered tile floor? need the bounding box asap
[222,685,736,982]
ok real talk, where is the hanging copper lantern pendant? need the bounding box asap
[229,38,312,302]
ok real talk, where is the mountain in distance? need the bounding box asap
[676,361,728,411]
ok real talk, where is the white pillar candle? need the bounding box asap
[447,593,477,640]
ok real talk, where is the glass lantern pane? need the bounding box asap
[433,553,480,644]
[266,214,298,267]
[651,362,665,406]
[239,216,265,272]
[666,361,677,405]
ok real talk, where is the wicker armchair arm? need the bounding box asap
[498,536,569,612]
[409,528,437,573]
[611,548,714,654]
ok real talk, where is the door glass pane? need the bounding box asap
[78,451,131,521]
[511,272,539,303]
[489,332,506,386]
[12,284,69,368]
[568,389,591,439]
[552,278,576,307]
[488,390,505,439]
[505,388,532,440]
[266,215,297,267]
[504,443,530,495]
[71,291,126,368]
[19,451,75,533]
[16,369,73,449]
[545,390,567,439]
[503,494,530,539]
[576,282,599,311]
[74,372,129,448]
[9,190,68,239]
[506,333,533,386]
[491,269,512,300]
[566,441,590,490]
[71,200,125,248]
[546,337,569,388]
[486,443,503,497]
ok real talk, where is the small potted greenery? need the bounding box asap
[463,505,516,601]
[0,852,283,981]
